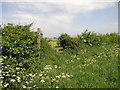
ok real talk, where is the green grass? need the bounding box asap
[47,38,58,48]
[48,42,58,48]
[25,43,118,88]
[2,37,118,89]
[47,38,62,51]
[1,25,119,89]
[46,38,58,42]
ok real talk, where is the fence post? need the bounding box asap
[37,28,41,57]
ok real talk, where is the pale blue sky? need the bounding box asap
[1,1,118,37]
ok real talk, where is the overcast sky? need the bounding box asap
[1,0,119,37]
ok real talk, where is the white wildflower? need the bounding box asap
[33,85,36,87]
[44,65,52,70]
[4,83,9,87]
[3,56,7,59]
[16,76,21,80]
[0,62,3,65]
[22,85,26,88]
[17,72,20,74]
[17,79,21,82]
[40,79,45,83]
[13,75,16,77]
[16,76,21,82]
[46,76,49,79]
[31,79,33,81]
[81,36,83,38]
[62,75,66,78]
[0,76,4,79]
[59,66,61,69]
[26,81,29,84]
[39,74,42,76]
[89,43,92,46]
[7,65,10,67]
[56,76,60,78]
[54,65,57,68]
[83,39,86,42]
[4,66,7,68]
[51,79,56,82]
[29,73,32,76]
[66,74,70,77]
[29,81,32,83]
[16,67,20,70]
[56,86,59,88]
[10,79,16,82]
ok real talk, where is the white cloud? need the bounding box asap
[2,0,119,2]
[2,1,118,37]
[3,1,117,14]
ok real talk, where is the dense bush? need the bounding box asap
[58,30,118,50]
[1,24,40,89]
[58,33,79,50]
[77,30,102,46]
[2,23,39,68]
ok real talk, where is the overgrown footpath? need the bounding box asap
[0,24,119,89]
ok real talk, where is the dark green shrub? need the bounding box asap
[58,33,79,50]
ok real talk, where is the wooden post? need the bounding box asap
[37,28,41,57]
[37,28,41,49]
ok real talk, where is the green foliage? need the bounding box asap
[40,38,55,58]
[78,30,102,46]
[2,24,40,89]
[101,33,118,44]
[58,30,118,51]
[58,33,79,50]
[2,24,39,68]
[1,24,118,89]
[15,44,118,88]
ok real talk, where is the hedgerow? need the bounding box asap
[2,23,40,89]
[58,30,118,50]
[1,23,119,89]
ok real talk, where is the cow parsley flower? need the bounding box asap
[10,79,16,82]
[4,83,9,87]
[40,79,45,83]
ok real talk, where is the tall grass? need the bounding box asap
[25,40,118,88]
[1,29,119,89]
